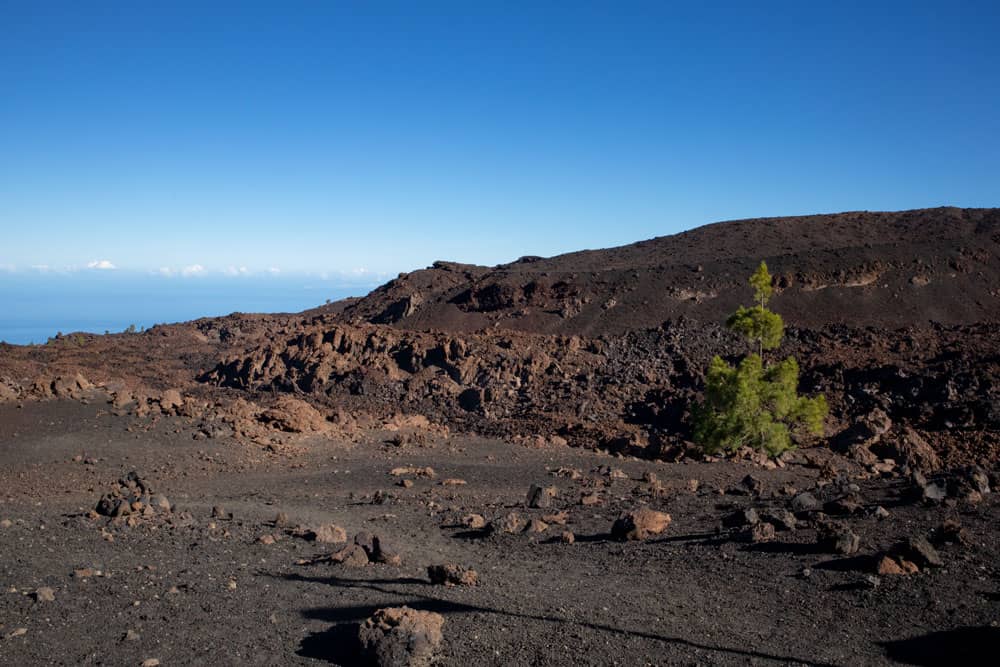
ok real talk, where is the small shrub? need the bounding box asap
[692,261,827,457]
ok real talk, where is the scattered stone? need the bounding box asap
[552,467,583,480]
[876,555,918,576]
[124,629,140,642]
[560,530,575,544]
[611,508,672,541]
[311,524,348,544]
[872,506,890,520]
[687,479,700,493]
[211,505,231,520]
[427,564,477,586]
[331,543,370,568]
[900,536,943,568]
[142,659,161,667]
[0,519,11,529]
[541,510,569,525]
[885,427,941,473]
[761,508,798,531]
[743,522,775,543]
[258,534,276,545]
[579,492,601,506]
[397,479,414,488]
[371,535,402,566]
[825,495,863,516]
[390,466,436,478]
[439,478,467,486]
[358,606,444,667]
[934,519,969,545]
[6,628,27,639]
[791,492,821,513]
[921,481,948,505]
[33,587,55,602]
[461,514,486,530]
[740,474,765,496]
[722,508,760,528]
[525,518,549,533]
[526,484,557,509]
[818,522,861,555]
[274,512,290,527]
[963,466,992,494]
[489,512,525,535]
[73,568,96,579]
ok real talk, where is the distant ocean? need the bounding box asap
[0,273,376,345]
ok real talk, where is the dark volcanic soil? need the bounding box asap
[2,208,1000,665]
[1,401,997,666]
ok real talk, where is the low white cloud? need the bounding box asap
[30,264,51,272]
[267,267,281,275]
[87,259,117,270]
[224,266,250,276]
[0,263,15,273]
[155,267,175,277]
[181,264,206,277]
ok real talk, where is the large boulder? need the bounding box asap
[358,606,444,667]
[259,397,328,433]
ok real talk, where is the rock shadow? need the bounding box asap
[880,626,1000,665]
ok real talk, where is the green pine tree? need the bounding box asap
[692,261,827,457]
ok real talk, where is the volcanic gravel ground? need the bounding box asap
[1,401,997,666]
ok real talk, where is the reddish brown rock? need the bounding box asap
[358,606,444,667]
[611,508,672,541]
[427,564,477,586]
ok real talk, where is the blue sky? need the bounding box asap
[1,1,998,278]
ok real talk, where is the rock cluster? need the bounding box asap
[94,472,172,520]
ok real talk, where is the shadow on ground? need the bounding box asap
[880,626,1000,665]
[280,571,842,666]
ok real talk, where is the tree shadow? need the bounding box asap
[275,571,842,666]
[880,626,1000,665]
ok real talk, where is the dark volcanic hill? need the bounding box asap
[3,207,999,470]
[334,207,1000,334]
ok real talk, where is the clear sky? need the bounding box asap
[2,1,998,278]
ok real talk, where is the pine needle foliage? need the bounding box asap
[693,261,827,456]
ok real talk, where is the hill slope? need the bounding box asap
[335,207,1000,334]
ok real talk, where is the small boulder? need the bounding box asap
[611,508,672,541]
[33,587,55,603]
[461,514,486,530]
[489,512,525,535]
[876,555,918,576]
[899,536,943,569]
[818,522,861,555]
[761,508,798,531]
[722,508,759,528]
[791,492,821,513]
[427,564,477,586]
[526,484,557,509]
[312,524,348,544]
[921,481,948,505]
[525,519,549,533]
[330,543,370,568]
[358,606,444,667]
[371,535,402,566]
